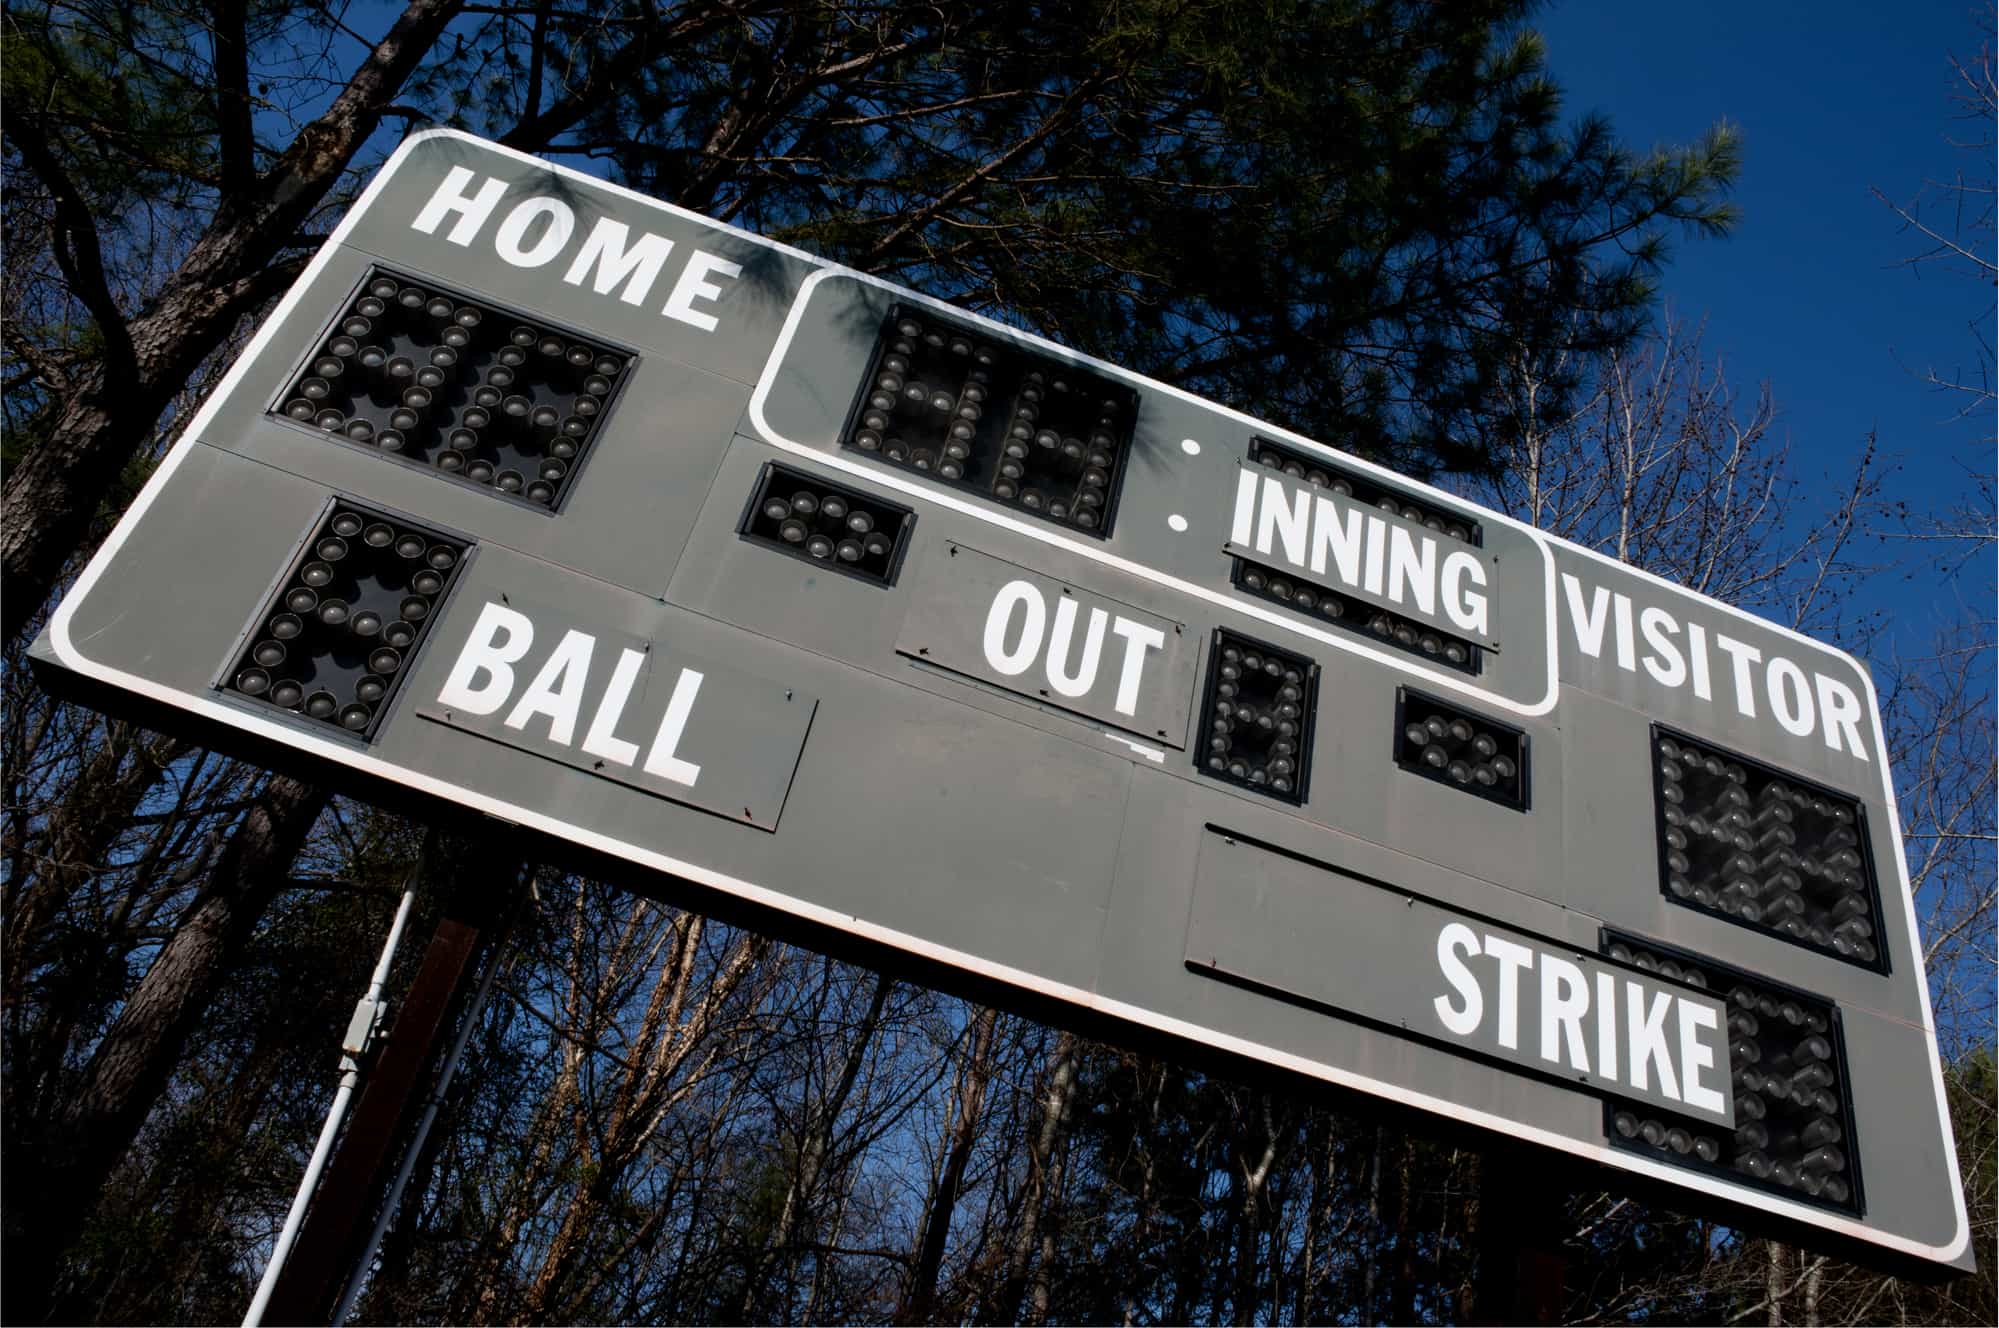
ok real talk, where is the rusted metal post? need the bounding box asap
[1473,1147,1569,1326]
[261,838,525,1325]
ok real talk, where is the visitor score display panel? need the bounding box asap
[33,131,1969,1272]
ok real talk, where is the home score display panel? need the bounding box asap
[32,132,1969,1272]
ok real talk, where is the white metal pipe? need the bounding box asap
[332,937,508,1325]
[242,1072,356,1328]
[361,887,418,1001]
[243,886,418,1327]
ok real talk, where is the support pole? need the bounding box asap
[1472,1147,1569,1326]
[259,836,526,1326]
[332,925,508,1324]
[243,887,417,1326]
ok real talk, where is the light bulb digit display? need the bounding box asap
[1651,727,1885,971]
[738,463,914,586]
[1231,556,1480,676]
[1600,932,1862,1215]
[842,305,1135,538]
[1246,439,1483,547]
[1392,689,1529,810]
[1194,630,1317,805]
[269,268,631,510]
[222,502,467,741]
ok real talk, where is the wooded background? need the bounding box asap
[3,2,1990,1323]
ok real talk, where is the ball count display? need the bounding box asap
[224,505,464,740]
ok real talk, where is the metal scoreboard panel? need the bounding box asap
[31,131,1969,1270]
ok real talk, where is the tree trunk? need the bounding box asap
[1234,1096,1281,1323]
[898,1004,998,1325]
[513,923,771,1324]
[1,0,465,647]
[1029,1129,1068,1325]
[2,724,190,1013]
[465,882,599,1324]
[995,1029,1078,1324]
[1363,1125,1384,1323]
[1134,1062,1179,1328]
[2,725,201,1121]
[1296,1114,1329,1327]
[740,968,893,1323]
[1,773,325,1324]
[1391,1139,1419,1326]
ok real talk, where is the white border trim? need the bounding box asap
[45,128,1968,1264]
[748,266,1564,718]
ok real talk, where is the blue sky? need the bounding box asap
[1530,6,1993,1055]
[320,0,1991,641]
[1535,2,1992,635]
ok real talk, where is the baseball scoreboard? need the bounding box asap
[31,131,1970,1272]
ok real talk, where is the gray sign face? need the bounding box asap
[30,130,1968,1271]
[1188,830,1734,1127]
[416,593,817,830]
[754,269,1563,711]
[895,542,1198,749]
[1222,461,1507,652]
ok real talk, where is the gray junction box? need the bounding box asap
[33,131,1970,1273]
